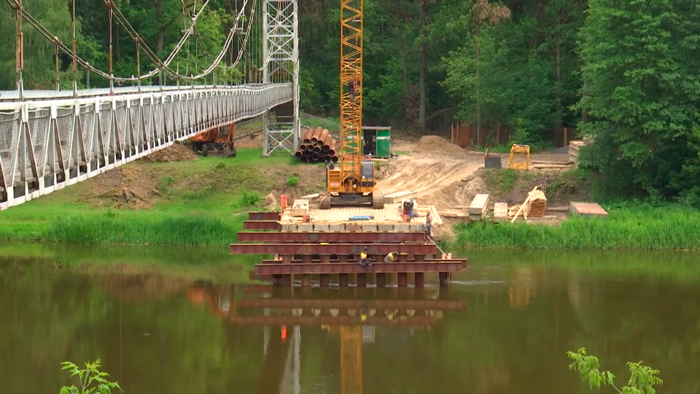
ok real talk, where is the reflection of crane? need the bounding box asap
[324,325,366,394]
[321,0,384,209]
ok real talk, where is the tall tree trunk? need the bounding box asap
[555,12,563,143]
[397,22,409,91]
[475,26,481,146]
[419,1,429,135]
[156,0,165,54]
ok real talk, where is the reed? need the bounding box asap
[452,204,700,250]
[43,211,246,245]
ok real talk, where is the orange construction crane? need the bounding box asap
[321,0,384,209]
[188,123,237,158]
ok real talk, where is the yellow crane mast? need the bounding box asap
[321,0,384,209]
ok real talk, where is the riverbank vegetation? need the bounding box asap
[452,203,700,250]
[0,147,323,245]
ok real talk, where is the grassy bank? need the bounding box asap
[452,203,700,250]
[0,147,323,245]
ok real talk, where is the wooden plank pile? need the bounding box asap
[527,189,547,217]
[569,140,585,166]
[296,127,338,163]
[531,160,574,170]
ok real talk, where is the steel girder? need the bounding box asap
[230,243,438,255]
[254,261,467,275]
[236,231,429,243]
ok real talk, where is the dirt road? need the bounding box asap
[377,136,570,212]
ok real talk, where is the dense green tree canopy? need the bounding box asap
[1,0,699,200]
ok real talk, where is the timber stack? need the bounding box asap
[296,127,338,163]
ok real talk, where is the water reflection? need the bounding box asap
[185,283,466,394]
[2,250,700,394]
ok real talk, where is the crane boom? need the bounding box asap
[339,0,363,184]
[321,0,384,209]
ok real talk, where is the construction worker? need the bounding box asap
[348,79,358,102]
[384,251,399,263]
[425,211,433,237]
[407,199,415,220]
[359,247,371,272]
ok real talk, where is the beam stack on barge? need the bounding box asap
[231,202,467,287]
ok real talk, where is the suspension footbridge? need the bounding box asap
[0,0,300,211]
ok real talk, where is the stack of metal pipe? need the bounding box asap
[295,127,339,163]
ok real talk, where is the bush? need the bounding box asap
[287,175,299,187]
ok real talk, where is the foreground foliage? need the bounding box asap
[567,348,662,393]
[60,359,121,394]
[453,203,700,250]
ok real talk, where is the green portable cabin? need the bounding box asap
[361,126,391,158]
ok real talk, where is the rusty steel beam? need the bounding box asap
[243,220,280,230]
[237,298,467,310]
[228,315,437,326]
[236,231,428,243]
[260,258,455,264]
[230,243,438,255]
[254,261,467,275]
[248,211,281,220]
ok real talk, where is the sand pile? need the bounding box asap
[414,135,464,153]
[141,142,198,162]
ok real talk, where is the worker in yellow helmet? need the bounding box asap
[359,247,371,272]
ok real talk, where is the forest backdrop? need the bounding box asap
[0,0,699,201]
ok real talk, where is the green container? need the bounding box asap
[375,129,391,158]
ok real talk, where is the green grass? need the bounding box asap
[483,169,519,193]
[452,203,700,250]
[301,113,340,133]
[0,147,300,245]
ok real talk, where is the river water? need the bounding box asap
[1,245,699,393]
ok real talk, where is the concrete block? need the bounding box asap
[469,214,483,222]
[281,223,297,232]
[314,224,331,232]
[377,224,394,232]
[297,224,314,232]
[494,203,508,223]
[362,224,378,232]
[329,224,345,232]
[393,223,410,233]
[345,223,362,232]
[469,194,490,216]
[409,223,426,232]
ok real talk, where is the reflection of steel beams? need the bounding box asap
[228,315,437,326]
[236,231,428,243]
[230,243,438,255]
[238,298,467,310]
[258,331,290,394]
[255,261,466,275]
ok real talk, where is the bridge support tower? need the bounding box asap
[262,0,300,157]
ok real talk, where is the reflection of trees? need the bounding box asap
[0,262,112,394]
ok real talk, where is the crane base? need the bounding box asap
[320,191,384,209]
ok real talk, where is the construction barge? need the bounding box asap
[231,202,468,288]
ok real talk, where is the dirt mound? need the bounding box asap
[413,135,464,153]
[140,142,198,163]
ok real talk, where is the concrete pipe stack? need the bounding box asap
[296,127,339,163]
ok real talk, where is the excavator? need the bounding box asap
[321,0,384,210]
[188,123,237,158]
